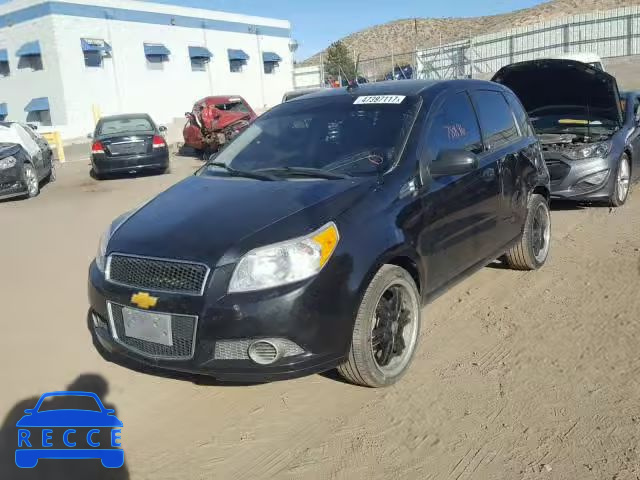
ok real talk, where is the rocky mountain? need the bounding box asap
[302,0,640,65]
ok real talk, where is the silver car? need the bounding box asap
[493,59,638,206]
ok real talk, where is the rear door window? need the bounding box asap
[424,92,483,165]
[472,90,519,150]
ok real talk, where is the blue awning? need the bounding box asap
[144,43,170,56]
[189,46,212,59]
[81,38,112,54]
[24,97,49,112]
[0,103,7,116]
[228,49,249,61]
[262,52,282,63]
[0,49,7,62]
[16,41,41,57]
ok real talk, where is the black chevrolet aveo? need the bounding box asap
[88,80,551,387]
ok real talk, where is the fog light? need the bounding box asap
[573,169,609,191]
[92,312,107,329]
[248,340,281,365]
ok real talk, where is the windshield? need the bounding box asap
[214,101,249,114]
[97,117,154,136]
[529,105,618,135]
[37,395,101,412]
[201,94,420,178]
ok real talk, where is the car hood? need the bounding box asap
[492,59,623,127]
[16,410,123,427]
[108,175,374,266]
[0,142,20,158]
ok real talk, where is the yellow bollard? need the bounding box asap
[92,104,101,125]
[42,131,66,163]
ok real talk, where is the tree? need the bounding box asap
[325,41,357,81]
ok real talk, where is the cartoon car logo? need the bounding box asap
[15,391,123,468]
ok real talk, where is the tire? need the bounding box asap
[610,153,631,207]
[22,162,40,198]
[44,159,56,184]
[337,265,421,388]
[91,168,104,180]
[504,193,550,270]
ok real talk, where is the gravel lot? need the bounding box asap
[1,155,639,479]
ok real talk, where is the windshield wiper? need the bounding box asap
[257,166,351,180]
[208,162,277,181]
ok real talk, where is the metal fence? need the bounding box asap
[294,4,640,87]
[416,5,640,80]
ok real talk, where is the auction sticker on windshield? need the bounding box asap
[353,95,405,105]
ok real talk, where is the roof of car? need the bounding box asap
[302,79,503,100]
[198,96,246,105]
[98,113,152,122]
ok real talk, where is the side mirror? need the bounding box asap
[207,152,218,162]
[158,125,167,132]
[24,409,34,415]
[430,149,478,176]
[105,409,115,415]
[185,112,192,118]
[87,133,93,139]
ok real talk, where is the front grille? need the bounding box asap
[107,141,147,156]
[108,302,197,359]
[107,254,209,295]
[545,158,571,184]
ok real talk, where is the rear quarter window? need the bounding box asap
[504,91,534,137]
[472,90,519,150]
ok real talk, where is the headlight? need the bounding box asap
[95,209,138,272]
[0,156,17,170]
[228,222,339,293]
[564,142,611,160]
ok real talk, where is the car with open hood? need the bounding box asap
[492,59,637,206]
[88,80,550,387]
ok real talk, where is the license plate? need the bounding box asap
[122,307,173,346]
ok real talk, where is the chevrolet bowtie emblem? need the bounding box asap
[131,292,158,309]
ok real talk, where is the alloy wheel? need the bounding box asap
[617,157,630,204]
[371,281,419,377]
[531,202,551,263]
[24,164,39,197]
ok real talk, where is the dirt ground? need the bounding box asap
[0,156,639,480]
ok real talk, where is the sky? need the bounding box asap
[0,0,549,59]
[142,0,547,59]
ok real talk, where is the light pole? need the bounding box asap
[289,38,298,89]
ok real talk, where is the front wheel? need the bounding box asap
[337,265,421,387]
[22,162,40,198]
[504,193,551,270]
[610,153,631,207]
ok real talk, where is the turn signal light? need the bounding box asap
[91,141,105,154]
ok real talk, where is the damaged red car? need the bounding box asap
[183,96,257,156]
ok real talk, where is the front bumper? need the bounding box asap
[87,261,354,382]
[545,154,615,201]
[91,149,169,175]
[0,165,26,199]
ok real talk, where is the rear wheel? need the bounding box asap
[504,193,550,270]
[22,162,40,198]
[337,265,421,388]
[610,153,631,207]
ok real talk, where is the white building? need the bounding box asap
[0,0,294,140]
